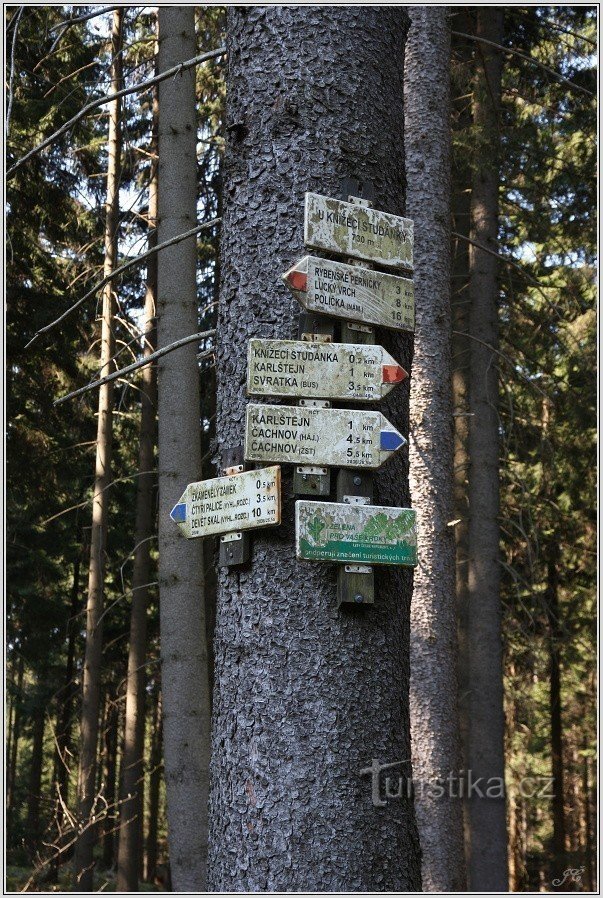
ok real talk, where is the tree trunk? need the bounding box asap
[73,9,122,889]
[405,7,466,891]
[156,7,211,890]
[102,688,120,870]
[450,17,474,868]
[26,696,46,846]
[51,559,81,879]
[208,7,420,891]
[144,692,162,884]
[582,751,594,892]
[545,544,566,871]
[6,654,24,825]
[116,70,159,893]
[465,8,508,890]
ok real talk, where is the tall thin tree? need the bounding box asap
[405,7,466,890]
[116,76,159,893]
[156,7,211,890]
[465,8,508,889]
[208,7,421,890]
[73,9,123,889]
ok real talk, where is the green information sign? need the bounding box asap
[296,500,417,566]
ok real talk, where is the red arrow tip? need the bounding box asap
[285,270,307,292]
[382,364,408,384]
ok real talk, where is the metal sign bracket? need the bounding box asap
[219,446,251,567]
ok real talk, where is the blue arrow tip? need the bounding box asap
[170,502,186,523]
[380,429,406,451]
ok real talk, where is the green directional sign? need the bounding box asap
[304,192,413,271]
[296,500,417,566]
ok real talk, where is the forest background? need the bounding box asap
[4,4,597,894]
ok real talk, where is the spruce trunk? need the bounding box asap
[101,688,119,870]
[466,7,508,890]
[6,654,24,826]
[405,7,466,890]
[116,79,159,893]
[208,8,420,891]
[545,545,566,869]
[144,692,162,884]
[156,7,211,890]
[26,698,46,846]
[73,9,122,889]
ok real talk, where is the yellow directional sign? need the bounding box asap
[246,338,407,402]
[244,403,406,469]
[170,466,281,538]
[283,255,414,332]
[304,192,413,270]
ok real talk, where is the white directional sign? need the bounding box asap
[170,466,281,538]
[283,255,414,332]
[304,192,413,270]
[244,403,406,469]
[296,501,418,566]
[246,338,408,402]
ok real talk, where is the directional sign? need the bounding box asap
[296,501,417,566]
[170,466,281,538]
[246,338,407,402]
[244,403,406,469]
[304,192,413,270]
[283,255,414,332]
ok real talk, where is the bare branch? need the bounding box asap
[452,230,543,288]
[451,30,594,98]
[48,5,121,34]
[5,7,24,139]
[26,217,220,348]
[7,45,226,177]
[54,337,215,406]
[452,330,549,399]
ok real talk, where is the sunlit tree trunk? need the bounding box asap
[73,9,123,889]
[405,7,466,890]
[156,7,211,889]
[116,65,159,893]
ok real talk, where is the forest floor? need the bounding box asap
[6,865,159,892]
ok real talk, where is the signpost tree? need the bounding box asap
[207,7,421,890]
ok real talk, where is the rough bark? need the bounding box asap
[466,7,508,890]
[73,10,122,889]
[116,75,158,893]
[156,7,211,890]
[405,7,466,891]
[208,7,420,891]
